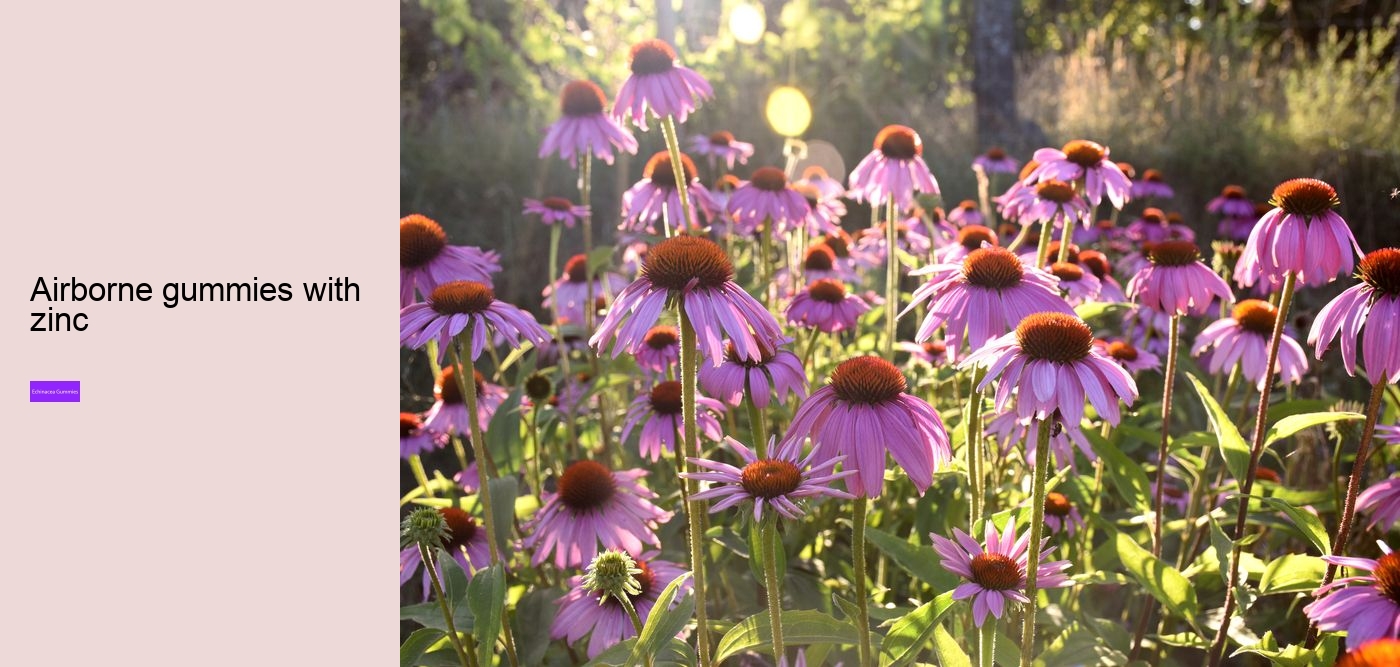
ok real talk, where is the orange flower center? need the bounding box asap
[804,244,836,271]
[1338,638,1400,667]
[1270,178,1340,217]
[1061,139,1106,167]
[1035,180,1077,204]
[962,247,1024,290]
[437,366,486,405]
[708,130,734,146]
[401,214,448,268]
[1016,313,1094,363]
[560,80,606,116]
[643,326,679,350]
[1359,248,1400,296]
[564,254,589,283]
[807,278,848,304]
[1232,299,1278,336]
[629,39,677,75]
[438,507,480,551]
[401,412,423,438]
[829,356,907,405]
[969,552,1022,590]
[1045,492,1073,517]
[1221,185,1247,199]
[644,151,698,189]
[430,281,495,315]
[1079,250,1111,279]
[1148,240,1201,267]
[557,460,618,511]
[740,459,804,499]
[750,166,789,193]
[985,147,1007,160]
[649,381,684,415]
[958,225,998,250]
[1107,340,1139,362]
[875,125,921,159]
[1051,262,1084,282]
[1375,552,1400,605]
[643,236,735,291]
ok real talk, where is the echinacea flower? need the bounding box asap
[1025,140,1132,209]
[683,435,854,520]
[1126,240,1234,316]
[1359,478,1400,532]
[1193,299,1309,389]
[1310,248,1400,384]
[1077,249,1127,302]
[781,356,951,498]
[1304,541,1400,645]
[930,519,1072,627]
[698,340,807,409]
[400,214,501,307]
[1207,185,1255,218]
[552,554,690,658]
[904,246,1074,354]
[399,507,492,598]
[635,325,680,375]
[1049,261,1101,306]
[691,130,753,169]
[964,312,1139,426]
[400,412,442,459]
[973,147,1019,175]
[400,281,552,362]
[947,200,985,227]
[1130,168,1174,199]
[621,380,726,461]
[614,39,713,129]
[785,279,870,334]
[621,152,718,234]
[1378,424,1400,448]
[522,460,673,568]
[775,245,859,292]
[590,235,785,364]
[1236,178,1361,288]
[791,181,845,235]
[422,365,508,437]
[935,224,999,264]
[1124,208,1196,244]
[993,160,1041,224]
[1012,179,1090,230]
[523,196,590,228]
[848,125,940,209]
[727,166,813,237]
[539,80,639,167]
[986,410,1096,470]
[899,339,957,367]
[1043,492,1085,535]
[1096,339,1161,374]
[543,254,630,325]
[1337,639,1400,667]
[854,218,933,267]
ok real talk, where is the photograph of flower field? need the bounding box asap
[400,1,1400,664]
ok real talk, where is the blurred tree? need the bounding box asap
[973,0,1018,149]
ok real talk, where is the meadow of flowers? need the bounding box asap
[399,37,1400,667]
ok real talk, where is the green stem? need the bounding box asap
[763,516,785,662]
[548,225,579,453]
[1055,213,1075,264]
[1321,381,1388,580]
[1208,271,1297,666]
[660,114,694,238]
[420,545,472,667]
[678,308,713,667]
[853,496,874,667]
[1020,421,1052,666]
[746,377,769,458]
[409,454,435,498]
[579,153,596,334]
[616,595,652,667]
[884,197,899,357]
[449,339,501,567]
[1034,219,1054,269]
[978,619,998,667]
[967,368,988,524]
[1152,314,1181,558]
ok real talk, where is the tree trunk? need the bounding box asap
[973,0,1018,150]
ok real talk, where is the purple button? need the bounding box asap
[31,380,80,402]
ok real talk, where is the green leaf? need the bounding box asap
[631,574,695,663]
[486,477,519,555]
[715,610,858,661]
[512,588,562,666]
[1115,532,1199,627]
[485,392,525,474]
[832,593,863,625]
[1259,496,1331,555]
[1259,555,1326,595]
[1084,428,1152,512]
[1157,632,1209,649]
[1185,373,1251,483]
[400,627,446,667]
[930,622,972,667]
[1208,517,1234,588]
[1232,631,1339,667]
[466,564,506,666]
[748,521,786,584]
[1264,411,1364,446]
[1074,300,1131,323]
[878,592,956,667]
[866,527,959,592]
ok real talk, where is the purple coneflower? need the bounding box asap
[1130,168,1174,199]
[1044,492,1085,535]
[400,281,551,362]
[1379,424,1400,448]
[797,165,846,201]
[613,39,713,129]
[1026,140,1132,209]
[539,80,638,167]
[727,166,813,237]
[782,356,951,498]
[964,312,1139,426]
[523,196,590,228]
[1050,261,1101,306]
[1337,639,1400,667]
[590,235,785,364]
[621,152,717,234]
[774,245,856,291]
[1193,299,1308,389]
[1126,240,1234,317]
[635,325,680,375]
[1015,179,1091,231]
[691,130,754,169]
[1125,208,1196,244]
[423,366,508,437]
[552,554,690,658]
[1310,248,1400,384]
[543,254,630,325]
[1096,339,1162,374]
[935,224,999,264]
[1359,478,1400,532]
[709,173,741,219]
[848,125,940,209]
[1208,185,1255,218]
[1077,250,1126,302]
[400,412,442,459]
[785,279,870,334]
[791,182,845,236]
[993,160,1041,224]
[621,380,726,461]
[1236,178,1361,288]
[930,519,1072,626]
[986,410,1095,470]
[905,246,1074,354]
[684,435,853,521]
[698,341,807,409]
[400,214,501,307]
[854,219,933,266]
[1304,542,1400,645]
[947,200,985,227]
[522,460,673,568]
[400,507,492,598]
[899,339,957,367]
[973,147,1019,175]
